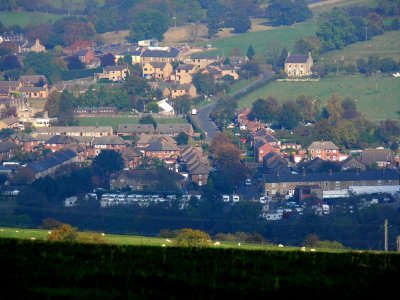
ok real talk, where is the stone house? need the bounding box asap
[142,62,173,80]
[8,133,40,152]
[170,64,197,84]
[284,52,313,77]
[170,83,197,99]
[95,65,130,82]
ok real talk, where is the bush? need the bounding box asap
[41,217,63,230]
[48,224,78,242]
[76,232,107,244]
[173,228,211,247]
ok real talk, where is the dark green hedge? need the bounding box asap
[60,68,102,81]
[1,238,399,299]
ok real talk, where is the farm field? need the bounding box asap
[238,75,400,121]
[309,0,377,12]
[0,12,62,28]
[320,30,400,63]
[200,21,317,57]
[76,115,188,129]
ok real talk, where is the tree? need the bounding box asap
[173,228,211,247]
[58,91,76,125]
[130,10,169,42]
[232,13,251,33]
[123,75,150,97]
[45,91,61,117]
[100,53,116,67]
[91,150,124,187]
[23,52,60,83]
[251,97,281,124]
[302,233,320,247]
[139,115,157,129]
[146,101,159,113]
[326,94,343,124]
[175,132,189,145]
[246,45,255,60]
[0,54,21,71]
[332,120,359,149]
[294,36,323,61]
[173,96,191,115]
[316,8,356,50]
[192,73,218,96]
[67,55,85,70]
[48,224,78,242]
[266,0,312,26]
[279,101,302,130]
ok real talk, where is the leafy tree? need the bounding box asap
[66,56,85,70]
[246,45,255,60]
[175,132,189,145]
[192,73,218,96]
[332,120,359,149]
[302,233,320,247]
[294,36,323,61]
[278,101,302,130]
[232,13,251,33]
[173,228,211,247]
[91,150,124,187]
[316,8,356,50]
[0,54,21,71]
[48,224,78,242]
[45,91,61,117]
[100,53,116,67]
[41,218,63,230]
[139,115,157,129]
[130,10,169,42]
[23,52,60,83]
[266,0,312,26]
[58,91,76,125]
[173,96,191,115]
[251,97,281,123]
[146,101,159,113]
[326,94,343,124]
[123,75,150,97]
[206,2,229,38]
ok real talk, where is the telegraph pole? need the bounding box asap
[384,219,388,252]
[397,236,400,253]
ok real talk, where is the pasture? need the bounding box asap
[238,75,400,121]
[321,30,400,63]
[76,115,188,129]
[200,21,317,57]
[0,12,61,28]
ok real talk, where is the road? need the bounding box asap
[195,71,276,142]
[196,102,220,141]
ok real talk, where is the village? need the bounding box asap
[0,31,399,223]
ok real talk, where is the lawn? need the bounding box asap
[238,75,400,121]
[309,0,377,12]
[320,30,400,63]
[76,115,188,129]
[200,21,317,58]
[0,12,62,28]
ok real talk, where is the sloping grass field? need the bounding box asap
[0,12,62,28]
[321,30,400,63]
[238,75,400,121]
[200,21,317,57]
[1,237,399,299]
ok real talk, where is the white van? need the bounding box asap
[222,195,230,202]
[232,194,240,202]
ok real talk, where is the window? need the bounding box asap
[335,181,340,187]
[378,180,382,186]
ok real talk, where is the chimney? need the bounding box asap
[303,167,306,176]
[329,169,332,175]
[276,170,280,177]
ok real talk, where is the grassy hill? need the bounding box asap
[1,236,399,298]
[238,75,400,121]
[321,30,400,63]
[0,12,62,28]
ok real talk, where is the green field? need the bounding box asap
[201,21,317,57]
[309,0,377,12]
[321,30,400,63]
[76,116,188,129]
[238,75,400,121]
[0,12,62,28]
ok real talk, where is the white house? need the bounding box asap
[64,196,78,207]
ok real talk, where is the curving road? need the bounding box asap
[195,71,275,142]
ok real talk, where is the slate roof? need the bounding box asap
[264,170,399,183]
[0,141,21,153]
[26,149,77,174]
[35,126,113,135]
[145,138,180,151]
[0,116,19,126]
[188,161,211,175]
[9,133,37,143]
[45,135,80,145]
[156,124,193,135]
[141,47,180,58]
[19,75,48,85]
[0,81,20,90]
[176,64,196,71]
[92,136,126,145]
[285,54,310,64]
[147,62,169,69]
[114,169,183,181]
[171,84,194,91]
[117,124,155,134]
[19,87,47,93]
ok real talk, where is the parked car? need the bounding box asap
[222,195,230,202]
[232,194,240,202]
[245,179,252,186]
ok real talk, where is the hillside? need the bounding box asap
[1,238,399,298]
